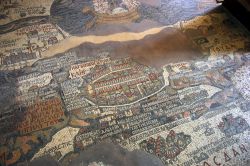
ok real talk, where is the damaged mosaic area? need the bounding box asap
[0,0,250,166]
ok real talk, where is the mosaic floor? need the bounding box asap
[0,0,250,166]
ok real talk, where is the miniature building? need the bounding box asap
[48,37,58,45]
